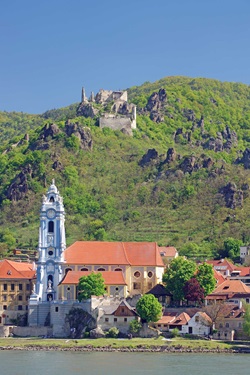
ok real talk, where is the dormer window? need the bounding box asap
[49,196,55,202]
[48,221,54,233]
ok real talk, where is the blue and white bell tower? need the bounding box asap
[35,180,66,302]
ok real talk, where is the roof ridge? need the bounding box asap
[122,242,130,265]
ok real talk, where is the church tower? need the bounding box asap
[35,180,66,302]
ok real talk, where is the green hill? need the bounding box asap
[1,76,250,260]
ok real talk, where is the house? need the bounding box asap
[99,300,139,334]
[0,259,36,325]
[181,312,212,336]
[159,246,178,265]
[207,259,235,277]
[146,284,172,305]
[205,279,250,305]
[212,303,245,341]
[240,246,250,265]
[229,267,250,287]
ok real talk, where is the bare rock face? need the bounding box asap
[179,156,197,174]
[76,103,99,118]
[219,182,243,209]
[146,89,167,112]
[164,148,177,164]
[139,148,159,167]
[236,148,250,169]
[89,327,105,339]
[7,165,33,202]
[40,123,60,141]
[65,121,93,151]
[150,111,165,123]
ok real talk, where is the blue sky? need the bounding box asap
[1,0,250,114]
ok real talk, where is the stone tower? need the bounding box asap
[35,180,66,302]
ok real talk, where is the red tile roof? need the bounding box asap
[159,246,178,257]
[207,259,235,272]
[214,269,226,285]
[60,271,127,286]
[64,241,164,267]
[212,279,250,294]
[0,259,36,279]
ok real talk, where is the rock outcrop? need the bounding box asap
[39,123,60,141]
[6,165,33,202]
[76,103,99,118]
[145,88,167,123]
[236,148,250,169]
[65,121,93,151]
[139,149,159,167]
[219,182,243,209]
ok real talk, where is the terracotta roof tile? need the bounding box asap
[159,246,178,257]
[0,259,36,279]
[60,270,127,286]
[64,241,164,267]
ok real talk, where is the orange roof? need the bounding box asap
[214,269,226,285]
[64,241,164,267]
[207,259,235,272]
[60,271,127,286]
[0,259,36,279]
[171,312,191,325]
[157,312,177,324]
[231,266,250,276]
[209,279,250,295]
[159,246,178,257]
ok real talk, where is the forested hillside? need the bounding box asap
[1,76,250,260]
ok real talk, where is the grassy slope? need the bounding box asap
[1,76,250,258]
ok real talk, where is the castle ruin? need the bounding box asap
[77,88,136,135]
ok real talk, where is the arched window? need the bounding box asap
[49,196,55,202]
[48,221,54,233]
[98,268,105,271]
[115,268,122,271]
[80,268,89,271]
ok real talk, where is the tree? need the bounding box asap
[243,303,250,337]
[183,277,205,306]
[136,294,162,323]
[163,257,196,302]
[196,262,216,296]
[221,237,243,260]
[78,272,105,301]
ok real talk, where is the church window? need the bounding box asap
[48,221,54,233]
[133,282,141,290]
[148,271,153,278]
[49,196,55,202]
[97,268,105,271]
[115,268,122,271]
[67,287,71,291]
[48,250,54,256]
[80,268,89,271]
[115,287,119,291]
[134,271,140,278]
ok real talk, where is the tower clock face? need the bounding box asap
[47,209,55,219]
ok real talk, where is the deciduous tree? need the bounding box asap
[78,272,105,301]
[163,257,196,302]
[136,294,162,323]
[183,277,205,305]
[196,262,216,296]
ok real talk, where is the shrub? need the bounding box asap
[129,319,142,334]
[107,327,119,338]
[171,328,180,337]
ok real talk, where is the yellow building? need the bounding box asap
[60,241,165,298]
[0,259,36,325]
